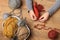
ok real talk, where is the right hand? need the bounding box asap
[29,10,37,20]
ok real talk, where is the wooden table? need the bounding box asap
[0,0,60,40]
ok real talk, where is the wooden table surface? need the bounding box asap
[0,0,60,40]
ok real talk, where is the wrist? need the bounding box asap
[45,11,50,15]
[45,11,50,17]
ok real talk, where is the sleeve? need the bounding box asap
[26,0,33,11]
[48,0,60,16]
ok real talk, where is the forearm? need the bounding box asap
[48,0,60,16]
[26,0,33,11]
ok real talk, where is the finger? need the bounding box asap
[39,20,45,22]
[39,16,44,20]
[30,15,36,20]
[39,18,47,22]
[32,15,36,20]
[33,14,37,20]
[29,14,34,20]
[29,13,33,20]
[39,16,45,21]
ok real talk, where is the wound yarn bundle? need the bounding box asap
[3,16,18,38]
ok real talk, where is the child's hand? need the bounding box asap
[29,10,37,20]
[39,12,50,22]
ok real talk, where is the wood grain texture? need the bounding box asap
[0,0,60,40]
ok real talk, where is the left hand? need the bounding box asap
[39,12,50,22]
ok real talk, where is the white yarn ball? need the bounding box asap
[3,13,11,19]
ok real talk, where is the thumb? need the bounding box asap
[33,14,37,19]
[39,16,44,20]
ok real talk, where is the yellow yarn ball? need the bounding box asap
[3,17,18,38]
